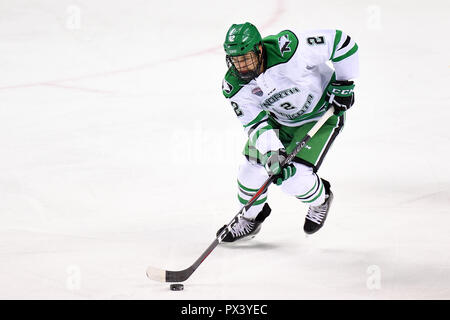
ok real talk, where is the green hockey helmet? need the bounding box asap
[224,22,264,81]
[224,22,262,56]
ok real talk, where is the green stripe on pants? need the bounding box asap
[243,114,344,169]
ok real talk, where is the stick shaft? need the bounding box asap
[147,107,335,283]
[240,107,335,216]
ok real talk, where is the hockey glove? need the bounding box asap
[263,149,296,186]
[326,80,355,116]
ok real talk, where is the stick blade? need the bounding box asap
[146,266,166,282]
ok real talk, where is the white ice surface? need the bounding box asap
[0,0,449,299]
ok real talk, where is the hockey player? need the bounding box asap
[217,22,359,242]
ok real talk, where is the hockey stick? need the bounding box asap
[146,106,336,283]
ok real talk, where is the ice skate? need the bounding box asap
[217,203,271,242]
[303,179,333,234]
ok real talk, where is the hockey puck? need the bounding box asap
[170,284,184,291]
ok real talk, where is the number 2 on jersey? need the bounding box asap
[307,36,325,45]
[280,102,295,110]
[231,101,243,117]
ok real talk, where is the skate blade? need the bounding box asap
[220,234,257,246]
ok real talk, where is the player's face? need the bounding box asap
[231,50,260,74]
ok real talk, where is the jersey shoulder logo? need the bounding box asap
[278,34,291,57]
[222,79,233,95]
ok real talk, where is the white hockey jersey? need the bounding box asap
[222,29,359,155]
